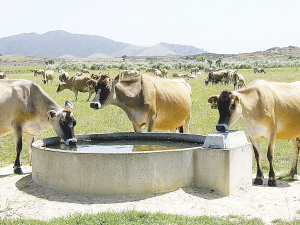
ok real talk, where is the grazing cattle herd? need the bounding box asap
[2,65,298,188]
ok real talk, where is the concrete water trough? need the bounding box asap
[32,131,253,196]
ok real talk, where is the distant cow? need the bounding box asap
[161,69,168,78]
[81,69,89,73]
[57,74,94,101]
[205,70,228,85]
[88,73,191,132]
[0,72,6,79]
[190,67,199,74]
[254,68,266,74]
[43,70,54,84]
[208,79,300,187]
[172,73,184,78]
[33,69,44,76]
[153,69,162,77]
[0,79,77,174]
[233,73,245,89]
[59,71,70,82]
[121,69,140,77]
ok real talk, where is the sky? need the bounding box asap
[1,0,299,54]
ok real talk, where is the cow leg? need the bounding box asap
[289,138,299,177]
[26,134,34,166]
[250,137,264,185]
[74,90,78,101]
[13,126,23,174]
[182,114,190,133]
[87,91,92,101]
[267,137,277,187]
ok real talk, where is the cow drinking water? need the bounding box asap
[88,73,191,133]
[208,79,300,186]
[0,79,77,174]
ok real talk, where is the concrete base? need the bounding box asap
[32,131,252,196]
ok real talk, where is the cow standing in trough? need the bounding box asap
[208,79,300,186]
[0,79,77,174]
[88,73,191,133]
[57,74,94,101]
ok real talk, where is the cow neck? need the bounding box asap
[32,85,62,123]
[112,75,142,107]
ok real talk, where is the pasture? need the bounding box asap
[0,66,299,179]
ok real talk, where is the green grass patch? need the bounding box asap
[0,211,264,225]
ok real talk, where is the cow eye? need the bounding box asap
[105,86,110,92]
[230,104,236,110]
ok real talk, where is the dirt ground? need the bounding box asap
[1,164,300,224]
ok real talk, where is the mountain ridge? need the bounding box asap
[0,30,207,58]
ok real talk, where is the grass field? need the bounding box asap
[0,66,300,178]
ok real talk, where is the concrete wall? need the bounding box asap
[32,131,252,196]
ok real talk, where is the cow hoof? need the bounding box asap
[268,180,277,187]
[14,167,23,174]
[253,178,263,185]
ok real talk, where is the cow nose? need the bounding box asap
[216,124,229,132]
[90,102,100,109]
[65,138,77,145]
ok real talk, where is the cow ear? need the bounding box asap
[86,79,97,87]
[64,100,73,110]
[232,93,241,103]
[114,74,120,83]
[47,110,57,120]
[118,71,123,79]
[208,95,219,109]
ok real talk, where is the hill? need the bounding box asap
[0,31,207,58]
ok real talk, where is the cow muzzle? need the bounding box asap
[90,102,101,109]
[64,138,77,145]
[216,123,230,132]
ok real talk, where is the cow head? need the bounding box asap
[56,82,66,92]
[208,90,242,132]
[47,100,77,145]
[89,74,119,109]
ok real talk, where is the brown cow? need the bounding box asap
[88,73,191,133]
[208,79,300,186]
[57,74,94,101]
[0,79,77,174]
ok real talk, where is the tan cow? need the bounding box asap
[56,74,94,101]
[0,79,77,174]
[233,73,245,89]
[0,72,6,79]
[88,73,191,133]
[190,67,199,74]
[208,79,300,186]
[121,69,140,77]
[33,69,44,76]
[43,70,54,84]
[161,69,168,78]
[154,69,162,77]
[59,71,70,82]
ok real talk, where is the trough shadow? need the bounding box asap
[181,186,225,200]
[15,175,172,204]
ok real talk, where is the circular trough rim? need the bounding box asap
[32,132,205,154]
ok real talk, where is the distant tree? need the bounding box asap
[122,55,127,62]
[216,57,222,68]
[207,58,213,67]
[197,55,205,62]
[0,53,2,56]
